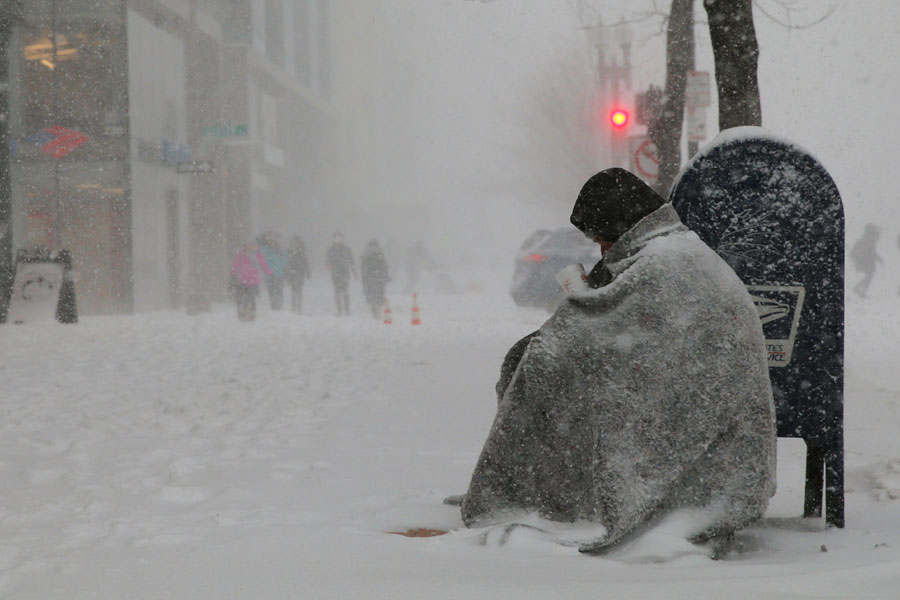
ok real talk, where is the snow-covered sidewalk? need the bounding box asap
[1,287,899,599]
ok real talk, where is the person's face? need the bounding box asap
[595,236,613,255]
[581,229,613,255]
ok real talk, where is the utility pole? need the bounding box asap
[632,0,694,196]
[686,19,700,160]
[587,22,633,169]
[0,1,23,322]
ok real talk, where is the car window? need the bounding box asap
[540,230,594,253]
[520,229,553,250]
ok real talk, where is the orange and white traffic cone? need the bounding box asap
[411,293,422,326]
[382,299,393,325]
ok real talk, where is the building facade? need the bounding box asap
[2,0,372,314]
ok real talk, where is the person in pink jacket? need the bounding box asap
[231,242,272,321]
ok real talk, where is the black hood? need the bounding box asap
[570,168,665,242]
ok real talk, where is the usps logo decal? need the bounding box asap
[746,285,805,368]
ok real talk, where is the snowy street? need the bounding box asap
[2,0,900,597]
[2,278,900,599]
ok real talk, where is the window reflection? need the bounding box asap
[22,23,127,138]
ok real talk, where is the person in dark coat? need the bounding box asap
[849,223,882,298]
[325,232,357,316]
[360,239,391,318]
[285,235,311,314]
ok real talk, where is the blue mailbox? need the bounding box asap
[669,127,844,528]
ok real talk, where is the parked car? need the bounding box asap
[509,227,604,311]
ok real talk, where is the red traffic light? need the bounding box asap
[610,109,629,128]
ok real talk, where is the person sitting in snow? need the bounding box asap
[460,168,777,553]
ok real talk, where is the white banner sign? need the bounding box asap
[7,262,65,324]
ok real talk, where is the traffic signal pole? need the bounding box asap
[0,3,22,322]
[588,22,633,169]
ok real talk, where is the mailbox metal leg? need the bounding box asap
[825,437,845,528]
[803,440,824,519]
[803,438,845,528]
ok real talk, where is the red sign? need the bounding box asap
[629,136,659,180]
[28,126,90,159]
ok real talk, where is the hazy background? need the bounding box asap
[359,1,899,299]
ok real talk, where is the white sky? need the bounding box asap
[370,1,899,292]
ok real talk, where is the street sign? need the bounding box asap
[202,124,248,138]
[685,71,711,107]
[686,106,707,141]
[628,136,659,181]
[162,140,191,164]
[176,160,215,174]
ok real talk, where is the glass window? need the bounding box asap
[293,0,311,84]
[260,92,278,145]
[21,20,128,138]
[222,0,252,44]
[265,0,284,66]
[316,0,330,97]
[251,0,265,54]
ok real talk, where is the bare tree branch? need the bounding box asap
[755,0,837,30]
[499,47,603,206]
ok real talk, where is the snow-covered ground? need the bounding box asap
[2,273,899,599]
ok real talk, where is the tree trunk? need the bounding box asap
[704,0,762,130]
[651,0,694,196]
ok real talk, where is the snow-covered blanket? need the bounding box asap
[461,204,777,553]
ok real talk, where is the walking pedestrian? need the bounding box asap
[257,232,286,310]
[231,241,271,321]
[850,223,883,298]
[325,232,357,316]
[360,239,391,318]
[285,235,311,314]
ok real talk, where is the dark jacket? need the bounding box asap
[361,243,390,298]
[285,243,311,287]
[326,242,356,285]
